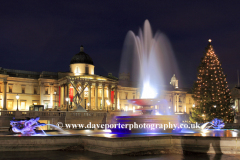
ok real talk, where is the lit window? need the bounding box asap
[45,88,48,94]
[22,87,25,94]
[34,87,37,94]
[125,106,128,111]
[76,66,80,74]
[85,65,89,74]
[9,86,12,93]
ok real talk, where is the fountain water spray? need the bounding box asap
[111,20,180,134]
[120,20,178,99]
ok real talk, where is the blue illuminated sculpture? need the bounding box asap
[210,118,225,129]
[202,118,225,129]
[10,117,46,135]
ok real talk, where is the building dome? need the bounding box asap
[70,46,94,65]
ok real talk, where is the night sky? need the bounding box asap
[0,1,239,88]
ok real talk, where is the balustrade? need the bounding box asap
[0,111,107,118]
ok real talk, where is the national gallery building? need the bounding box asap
[0,46,195,115]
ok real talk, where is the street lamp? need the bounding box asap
[106,100,110,112]
[54,91,57,109]
[16,94,19,111]
[87,102,90,110]
[66,97,69,111]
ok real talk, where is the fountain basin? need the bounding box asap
[111,99,180,133]
[111,115,179,134]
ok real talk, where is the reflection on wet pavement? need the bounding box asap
[2,129,240,138]
[1,151,240,160]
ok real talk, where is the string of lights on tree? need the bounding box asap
[190,39,233,123]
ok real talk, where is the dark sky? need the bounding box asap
[0,1,239,88]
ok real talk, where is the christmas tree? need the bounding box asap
[190,39,233,123]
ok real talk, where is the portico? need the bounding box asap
[58,75,118,111]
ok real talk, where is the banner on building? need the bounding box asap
[69,87,73,102]
[59,86,61,107]
[111,91,114,104]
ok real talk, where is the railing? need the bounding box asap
[70,112,106,117]
[0,111,66,117]
[0,111,15,117]
[0,111,108,118]
[25,111,66,117]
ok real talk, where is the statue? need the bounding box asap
[203,118,225,129]
[10,117,46,135]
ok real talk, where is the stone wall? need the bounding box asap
[0,135,240,155]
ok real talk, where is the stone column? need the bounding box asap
[3,81,7,110]
[173,94,176,113]
[184,95,186,113]
[73,84,76,109]
[60,85,64,106]
[67,83,69,98]
[50,83,53,108]
[108,84,111,109]
[238,98,240,113]
[66,83,69,109]
[57,85,60,108]
[102,83,105,110]
[95,83,98,110]
[81,82,85,109]
[176,94,179,112]
[39,82,44,105]
[114,85,118,110]
[63,84,66,106]
[88,83,92,110]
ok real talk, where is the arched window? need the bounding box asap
[75,66,80,75]
[85,65,89,74]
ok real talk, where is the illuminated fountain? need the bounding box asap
[112,20,179,133]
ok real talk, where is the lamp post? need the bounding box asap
[16,94,19,111]
[106,100,110,112]
[66,98,69,112]
[54,91,57,109]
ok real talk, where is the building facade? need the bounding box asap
[0,46,195,115]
